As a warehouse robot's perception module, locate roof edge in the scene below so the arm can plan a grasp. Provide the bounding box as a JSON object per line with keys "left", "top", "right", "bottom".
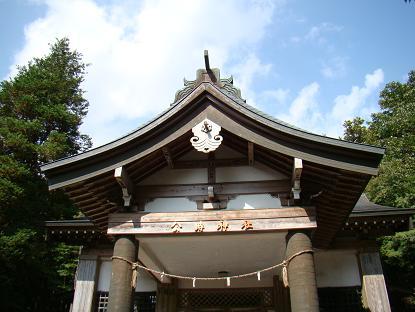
{"left": 41, "top": 82, "right": 385, "bottom": 173}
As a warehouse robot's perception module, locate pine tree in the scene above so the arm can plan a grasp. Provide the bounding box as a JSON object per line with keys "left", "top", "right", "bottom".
{"left": 0, "top": 38, "right": 91, "bottom": 311}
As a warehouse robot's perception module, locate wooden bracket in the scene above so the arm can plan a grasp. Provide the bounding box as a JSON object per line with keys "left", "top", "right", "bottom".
{"left": 291, "top": 158, "right": 303, "bottom": 200}
{"left": 207, "top": 186, "right": 215, "bottom": 201}
{"left": 188, "top": 195, "right": 233, "bottom": 210}
{"left": 114, "top": 166, "right": 135, "bottom": 208}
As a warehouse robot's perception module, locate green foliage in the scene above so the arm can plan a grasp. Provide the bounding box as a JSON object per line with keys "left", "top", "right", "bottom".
{"left": 342, "top": 117, "right": 368, "bottom": 143}
{"left": 380, "top": 229, "right": 415, "bottom": 273}
{"left": 0, "top": 229, "right": 79, "bottom": 310}
{"left": 52, "top": 243, "right": 80, "bottom": 291}
{"left": 0, "top": 38, "right": 91, "bottom": 311}
{"left": 343, "top": 70, "right": 415, "bottom": 309}
{"left": 343, "top": 70, "right": 415, "bottom": 209}
{"left": 379, "top": 230, "right": 415, "bottom": 308}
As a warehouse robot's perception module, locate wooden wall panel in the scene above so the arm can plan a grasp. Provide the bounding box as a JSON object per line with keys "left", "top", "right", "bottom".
{"left": 359, "top": 252, "right": 391, "bottom": 312}
{"left": 72, "top": 256, "right": 98, "bottom": 312}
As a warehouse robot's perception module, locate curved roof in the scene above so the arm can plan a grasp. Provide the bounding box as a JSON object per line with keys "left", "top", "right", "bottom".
{"left": 40, "top": 66, "right": 387, "bottom": 248}
{"left": 351, "top": 194, "right": 415, "bottom": 216}
{"left": 41, "top": 69, "right": 384, "bottom": 180}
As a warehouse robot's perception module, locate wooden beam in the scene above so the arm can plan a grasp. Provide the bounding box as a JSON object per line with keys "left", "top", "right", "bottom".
{"left": 136, "top": 180, "right": 291, "bottom": 199}
{"left": 206, "top": 152, "right": 216, "bottom": 213}
{"left": 107, "top": 207, "right": 316, "bottom": 235}
{"left": 208, "top": 152, "right": 215, "bottom": 184}
{"left": 291, "top": 158, "right": 303, "bottom": 200}
{"left": 114, "top": 166, "right": 135, "bottom": 207}
{"left": 248, "top": 142, "right": 254, "bottom": 166}
{"left": 161, "top": 147, "right": 174, "bottom": 169}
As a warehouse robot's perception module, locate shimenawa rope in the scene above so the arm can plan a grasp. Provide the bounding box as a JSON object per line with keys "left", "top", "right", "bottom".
{"left": 112, "top": 249, "right": 313, "bottom": 289}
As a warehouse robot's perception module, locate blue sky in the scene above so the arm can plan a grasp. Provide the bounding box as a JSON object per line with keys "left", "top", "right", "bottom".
{"left": 1, "top": 0, "right": 414, "bottom": 146}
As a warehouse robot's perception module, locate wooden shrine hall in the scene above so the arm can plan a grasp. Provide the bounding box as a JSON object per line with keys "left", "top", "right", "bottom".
{"left": 42, "top": 52, "right": 414, "bottom": 312}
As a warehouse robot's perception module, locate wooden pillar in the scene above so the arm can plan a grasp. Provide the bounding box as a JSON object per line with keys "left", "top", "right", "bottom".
{"left": 359, "top": 251, "right": 391, "bottom": 312}
{"left": 72, "top": 255, "right": 98, "bottom": 312}
{"left": 285, "top": 232, "right": 319, "bottom": 312}
{"left": 156, "top": 283, "right": 177, "bottom": 312}
{"left": 108, "top": 235, "right": 138, "bottom": 312}
{"left": 273, "top": 276, "right": 291, "bottom": 312}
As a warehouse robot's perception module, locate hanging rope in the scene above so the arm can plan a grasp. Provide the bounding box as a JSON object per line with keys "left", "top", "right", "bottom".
{"left": 112, "top": 249, "right": 313, "bottom": 289}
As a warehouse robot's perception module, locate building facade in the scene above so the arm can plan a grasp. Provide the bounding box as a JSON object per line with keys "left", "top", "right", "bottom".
{"left": 42, "top": 55, "right": 414, "bottom": 312}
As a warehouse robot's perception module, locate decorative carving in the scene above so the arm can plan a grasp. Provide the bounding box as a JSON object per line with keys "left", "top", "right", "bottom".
{"left": 195, "top": 221, "right": 205, "bottom": 232}
{"left": 190, "top": 119, "right": 223, "bottom": 153}
{"left": 220, "top": 76, "right": 245, "bottom": 102}
{"left": 172, "top": 63, "right": 245, "bottom": 104}
{"left": 174, "top": 78, "right": 196, "bottom": 103}
{"left": 217, "top": 220, "right": 229, "bottom": 232}
{"left": 242, "top": 220, "right": 253, "bottom": 230}
{"left": 171, "top": 222, "right": 182, "bottom": 233}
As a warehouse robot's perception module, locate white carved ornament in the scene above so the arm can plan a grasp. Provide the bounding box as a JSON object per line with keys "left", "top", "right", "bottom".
{"left": 190, "top": 119, "right": 223, "bottom": 153}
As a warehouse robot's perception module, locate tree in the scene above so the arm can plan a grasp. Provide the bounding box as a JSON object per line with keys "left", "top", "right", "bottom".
{"left": 380, "top": 229, "right": 415, "bottom": 308}
{"left": 343, "top": 70, "right": 415, "bottom": 209}
{"left": 0, "top": 38, "right": 91, "bottom": 311}
{"left": 343, "top": 70, "right": 415, "bottom": 310}
{"left": 342, "top": 117, "right": 368, "bottom": 143}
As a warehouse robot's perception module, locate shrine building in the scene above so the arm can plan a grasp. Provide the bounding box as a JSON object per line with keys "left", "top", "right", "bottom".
{"left": 42, "top": 52, "right": 415, "bottom": 312}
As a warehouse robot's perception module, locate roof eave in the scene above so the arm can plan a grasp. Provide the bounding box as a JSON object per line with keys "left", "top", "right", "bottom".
{"left": 41, "top": 82, "right": 385, "bottom": 175}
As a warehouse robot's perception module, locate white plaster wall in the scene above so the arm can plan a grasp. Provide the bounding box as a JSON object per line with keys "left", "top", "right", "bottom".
{"left": 143, "top": 195, "right": 281, "bottom": 212}
{"left": 144, "top": 197, "right": 197, "bottom": 212}
{"left": 216, "top": 163, "right": 287, "bottom": 182}
{"left": 138, "top": 163, "right": 287, "bottom": 185}
{"left": 314, "top": 250, "right": 361, "bottom": 287}
{"left": 139, "top": 167, "right": 207, "bottom": 185}
{"left": 227, "top": 194, "right": 281, "bottom": 210}
{"left": 97, "top": 260, "right": 157, "bottom": 292}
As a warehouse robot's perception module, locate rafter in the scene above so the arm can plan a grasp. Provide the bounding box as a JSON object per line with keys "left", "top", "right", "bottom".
{"left": 248, "top": 142, "right": 255, "bottom": 166}
{"left": 161, "top": 147, "right": 174, "bottom": 169}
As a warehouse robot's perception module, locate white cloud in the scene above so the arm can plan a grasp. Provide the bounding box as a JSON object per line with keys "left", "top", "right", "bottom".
{"left": 261, "top": 88, "right": 289, "bottom": 106}
{"left": 290, "top": 22, "right": 342, "bottom": 45}
{"left": 321, "top": 56, "right": 348, "bottom": 79}
{"left": 289, "top": 36, "right": 301, "bottom": 43}
{"left": 275, "top": 69, "right": 384, "bottom": 138}
{"left": 330, "top": 68, "right": 384, "bottom": 121}
{"left": 231, "top": 54, "right": 273, "bottom": 107}
{"left": 9, "top": 0, "right": 280, "bottom": 146}
{"left": 305, "top": 22, "right": 343, "bottom": 42}
{"left": 277, "top": 82, "right": 322, "bottom": 127}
